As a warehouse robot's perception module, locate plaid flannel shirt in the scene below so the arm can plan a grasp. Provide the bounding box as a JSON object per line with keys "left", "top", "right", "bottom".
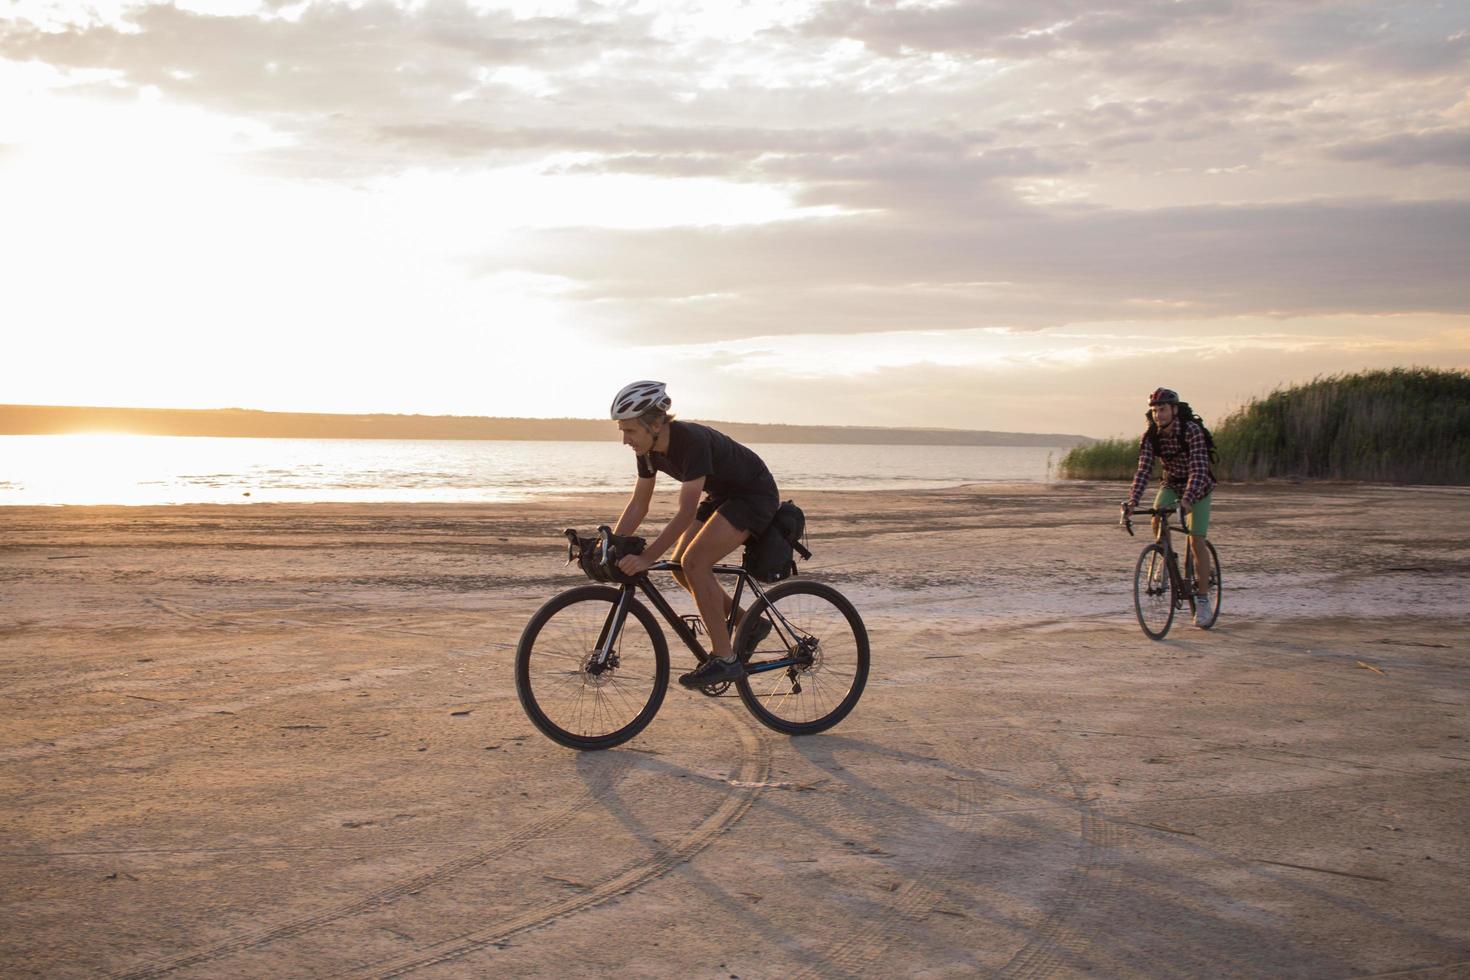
{"left": 1127, "top": 420, "right": 1216, "bottom": 507}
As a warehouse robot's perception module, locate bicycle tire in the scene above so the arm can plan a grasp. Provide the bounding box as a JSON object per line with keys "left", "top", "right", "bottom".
{"left": 1185, "top": 540, "right": 1222, "bottom": 629}
{"left": 515, "top": 585, "right": 669, "bottom": 750}
{"left": 733, "top": 580, "right": 869, "bottom": 735}
{"left": 1133, "top": 543, "right": 1175, "bottom": 640}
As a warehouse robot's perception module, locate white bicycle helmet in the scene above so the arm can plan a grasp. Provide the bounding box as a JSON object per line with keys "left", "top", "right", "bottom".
{"left": 610, "top": 380, "right": 671, "bottom": 420}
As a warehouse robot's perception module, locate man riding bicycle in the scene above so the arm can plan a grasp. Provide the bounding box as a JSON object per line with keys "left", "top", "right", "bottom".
{"left": 608, "top": 381, "right": 780, "bottom": 688}
{"left": 1122, "top": 387, "right": 1217, "bottom": 627}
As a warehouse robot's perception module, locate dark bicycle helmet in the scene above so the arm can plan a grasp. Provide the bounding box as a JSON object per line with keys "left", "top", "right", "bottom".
{"left": 1148, "top": 387, "right": 1180, "bottom": 406}
{"left": 610, "top": 380, "right": 671, "bottom": 420}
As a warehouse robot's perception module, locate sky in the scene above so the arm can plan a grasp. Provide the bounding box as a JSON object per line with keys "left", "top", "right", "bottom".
{"left": 2, "top": 0, "right": 1468, "bottom": 438}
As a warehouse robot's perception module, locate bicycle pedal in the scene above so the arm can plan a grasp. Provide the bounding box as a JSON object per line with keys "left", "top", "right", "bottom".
{"left": 680, "top": 614, "right": 706, "bottom": 636}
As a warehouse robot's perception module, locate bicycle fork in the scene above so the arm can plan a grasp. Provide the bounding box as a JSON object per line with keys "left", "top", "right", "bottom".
{"left": 1143, "top": 548, "right": 1170, "bottom": 594}
{"left": 587, "top": 586, "right": 635, "bottom": 674}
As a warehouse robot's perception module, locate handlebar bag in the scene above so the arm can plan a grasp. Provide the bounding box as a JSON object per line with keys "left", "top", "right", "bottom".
{"left": 577, "top": 533, "right": 645, "bottom": 583}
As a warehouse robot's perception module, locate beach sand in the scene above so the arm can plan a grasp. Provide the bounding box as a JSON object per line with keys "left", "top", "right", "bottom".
{"left": 2, "top": 482, "right": 1468, "bottom": 978}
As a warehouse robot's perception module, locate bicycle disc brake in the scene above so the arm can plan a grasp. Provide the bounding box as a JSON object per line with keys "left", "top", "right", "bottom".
{"left": 583, "top": 649, "right": 619, "bottom": 677}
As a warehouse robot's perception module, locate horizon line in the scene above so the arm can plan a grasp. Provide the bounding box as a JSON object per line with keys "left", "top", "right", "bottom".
{"left": 0, "top": 402, "right": 1092, "bottom": 441}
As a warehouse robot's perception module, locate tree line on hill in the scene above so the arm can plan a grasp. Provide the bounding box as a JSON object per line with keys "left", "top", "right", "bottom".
{"left": 0, "top": 404, "right": 1089, "bottom": 448}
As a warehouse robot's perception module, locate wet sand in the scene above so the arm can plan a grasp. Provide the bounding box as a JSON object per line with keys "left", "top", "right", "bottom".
{"left": 2, "top": 482, "right": 1469, "bottom": 978}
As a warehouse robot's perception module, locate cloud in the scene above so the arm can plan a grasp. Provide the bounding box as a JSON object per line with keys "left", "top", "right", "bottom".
{"left": 1092, "top": 53, "right": 1303, "bottom": 94}
{"left": 792, "top": 0, "right": 1469, "bottom": 80}
{"left": 789, "top": 0, "right": 1237, "bottom": 58}
{"left": 500, "top": 197, "right": 1470, "bottom": 342}
{"left": 1328, "top": 128, "right": 1470, "bottom": 168}
{"left": 4, "top": 0, "right": 1464, "bottom": 193}
{"left": 373, "top": 122, "right": 995, "bottom": 168}
{"left": 659, "top": 322, "right": 1470, "bottom": 436}
{"left": 4, "top": 0, "right": 1469, "bottom": 429}
{"left": 0, "top": 1, "right": 660, "bottom": 174}
{"left": 1270, "top": 3, "right": 1470, "bottom": 77}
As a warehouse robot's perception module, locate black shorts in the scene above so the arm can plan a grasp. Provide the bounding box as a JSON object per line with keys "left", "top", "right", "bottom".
{"left": 695, "top": 475, "right": 779, "bottom": 535}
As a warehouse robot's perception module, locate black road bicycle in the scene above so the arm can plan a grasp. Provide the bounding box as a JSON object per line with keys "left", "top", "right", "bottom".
{"left": 1121, "top": 506, "right": 1222, "bottom": 640}
{"left": 514, "top": 526, "right": 870, "bottom": 750}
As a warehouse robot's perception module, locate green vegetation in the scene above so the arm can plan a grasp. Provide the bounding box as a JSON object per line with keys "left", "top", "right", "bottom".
{"left": 1215, "top": 367, "right": 1470, "bottom": 482}
{"left": 1055, "top": 436, "right": 1149, "bottom": 481}
{"left": 1060, "top": 368, "right": 1470, "bottom": 484}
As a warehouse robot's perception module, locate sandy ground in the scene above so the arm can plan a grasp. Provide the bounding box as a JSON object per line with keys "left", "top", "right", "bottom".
{"left": 2, "top": 482, "right": 1469, "bottom": 979}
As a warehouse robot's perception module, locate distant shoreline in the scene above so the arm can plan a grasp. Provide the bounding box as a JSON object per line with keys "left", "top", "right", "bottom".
{"left": 0, "top": 404, "right": 1091, "bottom": 448}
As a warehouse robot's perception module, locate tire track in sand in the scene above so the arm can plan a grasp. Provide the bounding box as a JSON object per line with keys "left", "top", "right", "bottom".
{"left": 788, "top": 723, "right": 1122, "bottom": 979}
{"left": 108, "top": 751, "right": 641, "bottom": 980}
{"left": 996, "top": 720, "right": 1126, "bottom": 980}
{"left": 784, "top": 770, "right": 981, "bottom": 980}
{"left": 338, "top": 707, "right": 772, "bottom": 979}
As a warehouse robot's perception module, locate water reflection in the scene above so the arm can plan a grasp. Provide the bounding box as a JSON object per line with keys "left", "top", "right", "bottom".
{"left": 0, "top": 433, "right": 1062, "bottom": 506}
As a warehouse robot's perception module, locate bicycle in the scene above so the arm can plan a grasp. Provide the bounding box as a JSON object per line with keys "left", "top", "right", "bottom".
{"left": 1120, "top": 506, "right": 1222, "bottom": 640}
{"left": 514, "top": 525, "right": 870, "bottom": 750}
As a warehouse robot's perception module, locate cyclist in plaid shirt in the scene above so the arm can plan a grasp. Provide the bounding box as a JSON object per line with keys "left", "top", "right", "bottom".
{"left": 1122, "top": 387, "right": 1217, "bottom": 626}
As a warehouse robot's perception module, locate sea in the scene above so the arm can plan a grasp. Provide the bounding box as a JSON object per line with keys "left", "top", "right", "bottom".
{"left": 0, "top": 434, "right": 1067, "bottom": 506}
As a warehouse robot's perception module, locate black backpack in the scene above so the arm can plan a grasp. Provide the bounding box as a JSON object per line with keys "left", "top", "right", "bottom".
{"left": 1147, "top": 402, "right": 1218, "bottom": 467}
{"left": 742, "top": 500, "right": 811, "bottom": 583}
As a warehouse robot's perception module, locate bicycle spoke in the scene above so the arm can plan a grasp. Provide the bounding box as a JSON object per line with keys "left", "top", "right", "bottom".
{"left": 516, "top": 588, "right": 667, "bottom": 748}
{"left": 736, "top": 581, "right": 869, "bottom": 735}
{"left": 1133, "top": 544, "right": 1175, "bottom": 640}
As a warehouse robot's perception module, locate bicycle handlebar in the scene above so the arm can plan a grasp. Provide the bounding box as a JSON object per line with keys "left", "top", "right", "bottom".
{"left": 565, "top": 526, "right": 648, "bottom": 582}
{"left": 1119, "top": 505, "right": 1184, "bottom": 537}
{"left": 563, "top": 526, "right": 599, "bottom": 568}
{"left": 564, "top": 524, "right": 614, "bottom": 563}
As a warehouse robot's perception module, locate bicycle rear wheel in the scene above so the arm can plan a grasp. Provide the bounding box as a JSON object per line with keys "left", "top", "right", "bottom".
{"left": 734, "top": 580, "right": 869, "bottom": 735}
{"left": 515, "top": 585, "right": 669, "bottom": 750}
{"left": 1185, "top": 540, "right": 1222, "bottom": 629}
{"left": 1133, "top": 544, "right": 1175, "bottom": 640}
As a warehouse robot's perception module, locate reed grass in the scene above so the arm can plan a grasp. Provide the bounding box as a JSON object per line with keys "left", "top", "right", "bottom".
{"left": 1060, "top": 368, "right": 1470, "bottom": 484}
{"left": 1056, "top": 437, "right": 1151, "bottom": 481}
{"left": 1215, "top": 367, "right": 1470, "bottom": 483}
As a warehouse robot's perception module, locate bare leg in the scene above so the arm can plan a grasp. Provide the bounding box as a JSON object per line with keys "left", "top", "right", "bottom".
{"left": 680, "top": 513, "right": 751, "bottom": 660}
{"left": 1190, "top": 534, "right": 1213, "bottom": 594}
{"left": 670, "top": 521, "right": 734, "bottom": 624}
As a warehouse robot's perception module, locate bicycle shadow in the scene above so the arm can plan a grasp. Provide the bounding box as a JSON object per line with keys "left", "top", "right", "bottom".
{"left": 782, "top": 732, "right": 1469, "bottom": 976}
{"left": 559, "top": 718, "right": 1467, "bottom": 978}
{"left": 568, "top": 739, "right": 854, "bottom": 975}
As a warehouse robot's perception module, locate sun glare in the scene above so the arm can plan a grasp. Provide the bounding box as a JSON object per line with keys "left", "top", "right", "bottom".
{"left": 373, "top": 162, "right": 849, "bottom": 232}
{"left": 7, "top": 433, "right": 189, "bottom": 506}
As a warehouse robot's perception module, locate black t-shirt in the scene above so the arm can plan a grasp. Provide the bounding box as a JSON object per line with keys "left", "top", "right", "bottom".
{"left": 636, "top": 421, "right": 773, "bottom": 498}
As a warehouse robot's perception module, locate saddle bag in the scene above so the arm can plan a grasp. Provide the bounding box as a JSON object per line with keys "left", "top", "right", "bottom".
{"left": 742, "top": 500, "right": 811, "bottom": 584}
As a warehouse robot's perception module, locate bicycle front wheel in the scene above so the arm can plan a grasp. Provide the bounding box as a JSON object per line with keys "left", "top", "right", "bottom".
{"left": 515, "top": 585, "right": 669, "bottom": 750}
{"left": 1186, "top": 540, "right": 1222, "bottom": 629}
{"left": 734, "top": 580, "right": 869, "bottom": 735}
{"left": 1133, "top": 544, "right": 1176, "bottom": 640}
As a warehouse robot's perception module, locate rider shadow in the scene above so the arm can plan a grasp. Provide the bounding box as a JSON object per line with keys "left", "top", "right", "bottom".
{"left": 568, "top": 746, "right": 843, "bottom": 974}
{"left": 787, "top": 734, "right": 1132, "bottom": 973}
{"left": 569, "top": 740, "right": 1097, "bottom": 975}
{"left": 782, "top": 733, "right": 1457, "bottom": 977}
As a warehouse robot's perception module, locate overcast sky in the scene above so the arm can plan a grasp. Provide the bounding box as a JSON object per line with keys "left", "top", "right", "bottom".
{"left": 3, "top": 0, "right": 1467, "bottom": 437}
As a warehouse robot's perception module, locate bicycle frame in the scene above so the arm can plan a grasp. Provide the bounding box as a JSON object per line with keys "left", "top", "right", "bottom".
{"left": 583, "top": 550, "right": 813, "bottom": 679}
{"left": 522, "top": 528, "right": 869, "bottom": 749}
{"left": 1123, "top": 507, "right": 1197, "bottom": 599}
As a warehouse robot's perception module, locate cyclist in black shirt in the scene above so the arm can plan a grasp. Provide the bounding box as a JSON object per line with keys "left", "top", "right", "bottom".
{"left": 608, "top": 381, "right": 780, "bottom": 688}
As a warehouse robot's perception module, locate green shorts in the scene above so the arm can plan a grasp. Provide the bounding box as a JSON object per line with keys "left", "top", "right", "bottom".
{"left": 1153, "top": 487, "right": 1212, "bottom": 537}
